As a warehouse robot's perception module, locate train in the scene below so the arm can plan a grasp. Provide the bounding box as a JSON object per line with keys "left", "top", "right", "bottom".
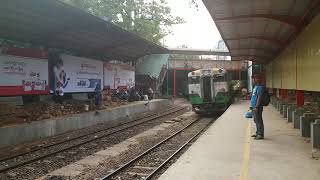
{"left": 188, "top": 68, "right": 234, "bottom": 114}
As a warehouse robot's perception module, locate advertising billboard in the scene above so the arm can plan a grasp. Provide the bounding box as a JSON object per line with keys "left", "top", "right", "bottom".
{"left": 50, "top": 54, "right": 103, "bottom": 93}
{"left": 104, "top": 63, "right": 135, "bottom": 89}
{"left": 0, "top": 55, "right": 49, "bottom": 96}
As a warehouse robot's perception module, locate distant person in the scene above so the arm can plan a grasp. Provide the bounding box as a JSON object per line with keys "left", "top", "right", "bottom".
{"left": 147, "top": 88, "right": 154, "bottom": 100}
{"left": 128, "top": 86, "right": 135, "bottom": 102}
{"left": 52, "top": 86, "right": 64, "bottom": 104}
{"left": 250, "top": 74, "right": 265, "bottom": 140}
{"left": 115, "top": 87, "right": 123, "bottom": 100}
{"left": 94, "top": 83, "right": 102, "bottom": 108}
{"left": 135, "top": 89, "right": 141, "bottom": 101}
{"left": 241, "top": 88, "right": 248, "bottom": 100}
{"left": 138, "top": 89, "right": 144, "bottom": 101}
{"left": 103, "top": 87, "right": 112, "bottom": 102}
{"left": 128, "top": 86, "right": 140, "bottom": 102}
{"left": 123, "top": 89, "right": 129, "bottom": 101}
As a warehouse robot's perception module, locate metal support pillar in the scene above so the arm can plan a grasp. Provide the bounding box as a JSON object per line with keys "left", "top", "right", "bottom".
{"left": 173, "top": 69, "right": 176, "bottom": 97}
{"left": 283, "top": 104, "right": 288, "bottom": 118}
{"left": 287, "top": 105, "right": 296, "bottom": 123}
{"left": 280, "top": 102, "right": 284, "bottom": 115}
{"left": 311, "top": 120, "right": 320, "bottom": 149}
{"left": 166, "top": 62, "right": 169, "bottom": 96}
{"left": 300, "top": 113, "right": 317, "bottom": 137}
{"left": 293, "top": 108, "right": 305, "bottom": 129}
{"left": 277, "top": 100, "right": 281, "bottom": 111}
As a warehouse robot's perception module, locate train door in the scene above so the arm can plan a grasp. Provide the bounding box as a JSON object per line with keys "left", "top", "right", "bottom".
{"left": 211, "top": 77, "right": 216, "bottom": 102}
{"left": 201, "top": 76, "right": 212, "bottom": 102}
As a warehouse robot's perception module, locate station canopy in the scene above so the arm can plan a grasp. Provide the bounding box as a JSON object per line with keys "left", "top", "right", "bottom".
{"left": 203, "top": 0, "right": 320, "bottom": 63}
{"left": 0, "top": 0, "right": 169, "bottom": 61}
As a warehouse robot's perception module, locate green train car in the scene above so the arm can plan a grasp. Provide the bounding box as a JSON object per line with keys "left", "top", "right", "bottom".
{"left": 188, "top": 68, "right": 233, "bottom": 114}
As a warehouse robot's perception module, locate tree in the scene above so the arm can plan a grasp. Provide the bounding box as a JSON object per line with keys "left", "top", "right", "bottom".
{"left": 61, "top": 0, "right": 184, "bottom": 44}
{"left": 189, "top": 0, "right": 199, "bottom": 11}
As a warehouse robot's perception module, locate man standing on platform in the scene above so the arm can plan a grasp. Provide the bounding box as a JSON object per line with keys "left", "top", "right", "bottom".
{"left": 250, "top": 74, "right": 264, "bottom": 140}
{"left": 94, "top": 83, "right": 102, "bottom": 108}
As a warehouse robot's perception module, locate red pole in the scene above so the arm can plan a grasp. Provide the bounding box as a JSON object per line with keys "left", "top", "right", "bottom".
{"left": 280, "top": 89, "right": 287, "bottom": 100}
{"left": 296, "top": 90, "right": 304, "bottom": 107}
{"left": 173, "top": 69, "right": 176, "bottom": 97}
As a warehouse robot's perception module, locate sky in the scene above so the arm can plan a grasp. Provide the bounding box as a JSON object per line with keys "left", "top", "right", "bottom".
{"left": 163, "top": 0, "right": 222, "bottom": 50}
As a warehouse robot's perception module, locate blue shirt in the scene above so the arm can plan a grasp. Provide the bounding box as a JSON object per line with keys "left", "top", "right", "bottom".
{"left": 250, "top": 85, "right": 264, "bottom": 108}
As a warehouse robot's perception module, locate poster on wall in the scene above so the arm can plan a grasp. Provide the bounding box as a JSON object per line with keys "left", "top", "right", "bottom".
{"left": 50, "top": 54, "right": 103, "bottom": 93}
{"left": 104, "top": 63, "right": 135, "bottom": 90}
{"left": 0, "top": 55, "right": 49, "bottom": 96}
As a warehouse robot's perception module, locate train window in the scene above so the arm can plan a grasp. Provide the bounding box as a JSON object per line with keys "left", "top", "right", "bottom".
{"left": 188, "top": 76, "right": 200, "bottom": 84}
{"left": 214, "top": 75, "right": 225, "bottom": 82}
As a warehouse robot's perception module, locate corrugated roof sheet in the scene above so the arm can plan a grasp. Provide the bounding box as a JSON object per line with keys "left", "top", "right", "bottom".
{"left": 202, "top": 0, "right": 320, "bottom": 63}
{"left": 136, "top": 54, "right": 170, "bottom": 78}
{"left": 0, "top": 0, "right": 169, "bottom": 61}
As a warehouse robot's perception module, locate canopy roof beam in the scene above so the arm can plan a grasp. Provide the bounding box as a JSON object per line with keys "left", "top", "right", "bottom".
{"left": 215, "top": 14, "right": 300, "bottom": 32}
{"left": 225, "top": 36, "right": 286, "bottom": 47}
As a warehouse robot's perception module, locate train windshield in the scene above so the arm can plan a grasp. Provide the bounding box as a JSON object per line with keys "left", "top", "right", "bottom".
{"left": 214, "top": 75, "right": 226, "bottom": 82}
{"left": 188, "top": 76, "right": 200, "bottom": 84}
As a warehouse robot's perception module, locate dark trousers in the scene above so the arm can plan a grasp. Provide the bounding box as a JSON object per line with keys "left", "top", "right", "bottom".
{"left": 52, "top": 95, "right": 64, "bottom": 104}
{"left": 95, "top": 95, "right": 101, "bottom": 107}
{"left": 253, "top": 106, "right": 264, "bottom": 136}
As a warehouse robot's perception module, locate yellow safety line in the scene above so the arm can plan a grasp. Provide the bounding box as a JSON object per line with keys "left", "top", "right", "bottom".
{"left": 239, "top": 121, "right": 251, "bottom": 180}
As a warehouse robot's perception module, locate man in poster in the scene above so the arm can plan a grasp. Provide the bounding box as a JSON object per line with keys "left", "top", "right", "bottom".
{"left": 52, "top": 56, "right": 69, "bottom": 93}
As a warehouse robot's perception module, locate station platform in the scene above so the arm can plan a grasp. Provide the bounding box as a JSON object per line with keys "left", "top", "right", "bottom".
{"left": 0, "top": 99, "right": 172, "bottom": 148}
{"left": 158, "top": 100, "right": 320, "bottom": 180}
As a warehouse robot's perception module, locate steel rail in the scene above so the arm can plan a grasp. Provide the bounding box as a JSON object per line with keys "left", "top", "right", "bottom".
{"left": 100, "top": 116, "right": 211, "bottom": 180}
{"left": 0, "top": 107, "right": 186, "bottom": 173}
{"left": 145, "top": 118, "right": 214, "bottom": 179}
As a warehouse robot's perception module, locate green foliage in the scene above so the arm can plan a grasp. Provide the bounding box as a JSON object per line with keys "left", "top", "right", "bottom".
{"left": 61, "top": 0, "right": 184, "bottom": 44}
{"left": 189, "top": 0, "right": 199, "bottom": 11}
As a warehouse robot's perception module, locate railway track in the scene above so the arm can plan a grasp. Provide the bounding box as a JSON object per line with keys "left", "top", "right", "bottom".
{"left": 0, "top": 106, "right": 186, "bottom": 176}
{"left": 100, "top": 116, "right": 214, "bottom": 180}
{"left": 0, "top": 106, "right": 180, "bottom": 162}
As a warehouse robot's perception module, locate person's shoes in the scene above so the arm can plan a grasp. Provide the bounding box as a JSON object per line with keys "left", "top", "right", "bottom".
{"left": 251, "top": 134, "right": 257, "bottom": 137}
{"left": 254, "top": 135, "right": 264, "bottom": 140}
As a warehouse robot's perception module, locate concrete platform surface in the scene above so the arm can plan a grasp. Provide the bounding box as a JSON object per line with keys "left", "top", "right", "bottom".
{"left": 158, "top": 101, "right": 320, "bottom": 180}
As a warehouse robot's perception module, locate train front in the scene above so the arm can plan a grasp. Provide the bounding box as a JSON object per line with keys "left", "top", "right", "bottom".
{"left": 188, "top": 68, "right": 232, "bottom": 114}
